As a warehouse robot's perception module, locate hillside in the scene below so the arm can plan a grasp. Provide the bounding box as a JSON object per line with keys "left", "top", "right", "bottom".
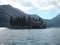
{"left": 0, "top": 5, "right": 42, "bottom": 27}
{"left": 0, "top": 5, "right": 27, "bottom": 26}
{"left": 51, "top": 14, "right": 60, "bottom": 27}
{"left": 44, "top": 14, "right": 60, "bottom": 27}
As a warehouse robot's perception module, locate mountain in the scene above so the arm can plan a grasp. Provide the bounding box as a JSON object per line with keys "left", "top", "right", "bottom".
{"left": 29, "top": 14, "right": 41, "bottom": 20}
{"left": 51, "top": 14, "right": 60, "bottom": 27}
{"left": 0, "top": 5, "right": 28, "bottom": 26}
{"left": 0, "top": 5, "right": 41, "bottom": 27}
{"left": 43, "top": 19, "right": 52, "bottom": 27}
{"left": 44, "top": 14, "right": 60, "bottom": 27}
{"left": 0, "top": 5, "right": 60, "bottom": 27}
{"left": 0, "top": 5, "right": 27, "bottom": 16}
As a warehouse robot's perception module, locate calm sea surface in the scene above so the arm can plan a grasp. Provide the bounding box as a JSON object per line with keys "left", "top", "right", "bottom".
{"left": 0, "top": 27, "right": 60, "bottom": 45}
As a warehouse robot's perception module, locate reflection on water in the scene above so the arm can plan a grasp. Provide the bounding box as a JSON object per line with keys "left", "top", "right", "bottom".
{"left": 0, "top": 27, "right": 60, "bottom": 45}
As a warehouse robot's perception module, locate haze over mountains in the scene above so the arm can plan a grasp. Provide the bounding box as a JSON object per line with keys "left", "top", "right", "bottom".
{"left": 0, "top": 5, "right": 60, "bottom": 27}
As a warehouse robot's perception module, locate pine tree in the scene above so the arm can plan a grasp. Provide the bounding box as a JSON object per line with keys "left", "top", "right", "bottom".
{"left": 20, "top": 16, "right": 23, "bottom": 26}
{"left": 16, "top": 16, "right": 20, "bottom": 26}
{"left": 33, "top": 17, "right": 34, "bottom": 21}
{"left": 39, "top": 17, "right": 41, "bottom": 21}
{"left": 23, "top": 16, "right": 26, "bottom": 26}
{"left": 39, "top": 17, "right": 43, "bottom": 24}
{"left": 28, "top": 15, "right": 31, "bottom": 26}
{"left": 10, "top": 16, "right": 13, "bottom": 25}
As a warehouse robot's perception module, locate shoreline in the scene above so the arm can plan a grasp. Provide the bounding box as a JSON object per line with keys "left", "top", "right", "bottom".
{"left": 8, "top": 26, "right": 46, "bottom": 29}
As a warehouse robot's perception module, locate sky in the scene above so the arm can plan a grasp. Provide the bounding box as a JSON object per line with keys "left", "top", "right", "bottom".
{"left": 0, "top": 0, "right": 60, "bottom": 19}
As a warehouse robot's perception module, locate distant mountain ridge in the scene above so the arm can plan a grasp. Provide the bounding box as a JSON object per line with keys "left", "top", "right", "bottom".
{"left": 44, "top": 14, "right": 60, "bottom": 27}
{"left": 29, "top": 14, "right": 41, "bottom": 20}
{"left": 51, "top": 14, "right": 60, "bottom": 27}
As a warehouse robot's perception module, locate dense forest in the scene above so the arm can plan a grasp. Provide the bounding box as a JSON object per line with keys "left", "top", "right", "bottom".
{"left": 10, "top": 16, "right": 46, "bottom": 29}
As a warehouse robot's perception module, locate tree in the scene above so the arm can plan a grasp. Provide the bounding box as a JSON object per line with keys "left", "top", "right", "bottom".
{"left": 28, "top": 15, "right": 31, "bottom": 26}
{"left": 22, "top": 16, "right": 26, "bottom": 26}
{"left": 39, "top": 17, "right": 41, "bottom": 21}
{"left": 16, "top": 16, "right": 21, "bottom": 26}
{"left": 20, "top": 16, "right": 23, "bottom": 26}
{"left": 10, "top": 16, "right": 13, "bottom": 25}
{"left": 33, "top": 17, "right": 34, "bottom": 21}
{"left": 12, "top": 16, "right": 20, "bottom": 26}
{"left": 39, "top": 17, "right": 43, "bottom": 24}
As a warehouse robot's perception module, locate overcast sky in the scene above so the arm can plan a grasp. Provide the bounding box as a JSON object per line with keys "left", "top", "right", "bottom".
{"left": 0, "top": 0, "right": 60, "bottom": 19}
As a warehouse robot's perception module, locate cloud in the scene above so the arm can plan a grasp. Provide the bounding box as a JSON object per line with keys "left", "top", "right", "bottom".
{"left": 8, "top": 0, "right": 32, "bottom": 11}
{"left": 56, "top": 10, "right": 60, "bottom": 13}
{"left": 0, "top": 0, "right": 32, "bottom": 11}
{"left": 10, "top": 0, "right": 60, "bottom": 11}
{"left": 0, "top": 0, "right": 8, "bottom": 5}
{"left": 29, "top": 0, "right": 60, "bottom": 10}
{"left": 0, "top": 0, "right": 60, "bottom": 11}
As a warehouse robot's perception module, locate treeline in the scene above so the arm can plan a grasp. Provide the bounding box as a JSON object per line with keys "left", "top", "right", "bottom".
{"left": 10, "top": 16, "right": 32, "bottom": 26}
{"left": 10, "top": 15, "right": 46, "bottom": 28}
